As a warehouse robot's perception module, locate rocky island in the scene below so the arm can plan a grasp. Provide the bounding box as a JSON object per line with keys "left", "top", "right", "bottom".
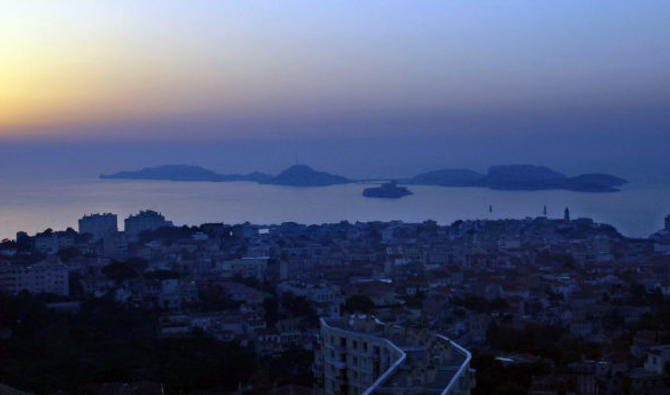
{"left": 404, "top": 168, "right": 484, "bottom": 187}
{"left": 101, "top": 164, "right": 627, "bottom": 192}
{"left": 362, "top": 181, "right": 413, "bottom": 199}
{"left": 406, "top": 165, "right": 627, "bottom": 192}
{"left": 260, "top": 164, "right": 350, "bottom": 187}
{"left": 100, "top": 165, "right": 273, "bottom": 183}
{"left": 100, "top": 164, "right": 350, "bottom": 187}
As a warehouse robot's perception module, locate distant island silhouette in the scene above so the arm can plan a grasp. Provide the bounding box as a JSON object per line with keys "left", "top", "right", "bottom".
{"left": 404, "top": 165, "right": 628, "bottom": 192}
{"left": 260, "top": 164, "right": 350, "bottom": 186}
{"left": 363, "top": 181, "right": 413, "bottom": 199}
{"left": 100, "top": 164, "right": 628, "bottom": 192}
{"left": 100, "top": 164, "right": 272, "bottom": 183}
{"left": 100, "top": 164, "right": 349, "bottom": 187}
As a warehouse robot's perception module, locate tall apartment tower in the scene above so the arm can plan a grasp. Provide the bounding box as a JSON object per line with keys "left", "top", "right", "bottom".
{"left": 78, "top": 213, "right": 118, "bottom": 241}
{"left": 124, "top": 210, "right": 173, "bottom": 237}
{"left": 314, "top": 315, "right": 474, "bottom": 395}
{"left": 665, "top": 214, "right": 670, "bottom": 231}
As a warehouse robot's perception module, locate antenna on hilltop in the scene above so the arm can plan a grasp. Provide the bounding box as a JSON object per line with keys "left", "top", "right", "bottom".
{"left": 294, "top": 152, "right": 300, "bottom": 165}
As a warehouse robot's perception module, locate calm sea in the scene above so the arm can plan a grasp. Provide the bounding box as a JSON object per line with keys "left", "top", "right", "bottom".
{"left": 1, "top": 177, "right": 669, "bottom": 239}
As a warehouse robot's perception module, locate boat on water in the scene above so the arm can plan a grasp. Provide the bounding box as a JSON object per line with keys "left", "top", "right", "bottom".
{"left": 362, "top": 181, "right": 413, "bottom": 199}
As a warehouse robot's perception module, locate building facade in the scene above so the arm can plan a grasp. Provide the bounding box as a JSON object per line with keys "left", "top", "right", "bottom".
{"left": 79, "top": 213, "right": 118, "bottom": 241}
{"left": 102, "top": 232, "right": 128, "bottom": 260}
{"left": 124, "top": 210, "right": 173, "bottom": 238}
{"left": 278, "top": 281, "right": 344, "bottom": 316}
{"left": 33, "top": 230, "right": 76, "bottom": 255}
{"left": 315, "top": 315, "right": 475, "bottom": 395}
{"left": 0, "top": 262, "right": 69, "bottom": 296}
{"left": 215, "top": 257, "right": 269, "bottom": 282}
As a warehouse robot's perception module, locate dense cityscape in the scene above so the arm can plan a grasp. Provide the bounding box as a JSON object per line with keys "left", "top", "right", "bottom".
{"left": 1, "top": 210, "right": 670, "bottom": 394}
{"left": 3, "top": 1, "right": 669, "bottom": 394}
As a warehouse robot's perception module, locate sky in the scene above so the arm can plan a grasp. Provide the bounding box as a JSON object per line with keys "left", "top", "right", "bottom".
{"left": 1, "top": 1, "right": 669, "bottom": 177}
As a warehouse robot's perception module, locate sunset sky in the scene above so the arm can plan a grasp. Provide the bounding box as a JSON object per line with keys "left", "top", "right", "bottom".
{"left": 2, "top": 0, "right": 669, "bottom": 141}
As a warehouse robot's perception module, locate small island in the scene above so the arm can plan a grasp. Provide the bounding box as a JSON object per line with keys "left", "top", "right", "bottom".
{"left": 363, "top": 181, "right": 413, "bottom": 199}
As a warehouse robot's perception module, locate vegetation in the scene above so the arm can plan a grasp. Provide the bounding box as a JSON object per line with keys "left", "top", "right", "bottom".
{"left": 487, "top": 322, "right": 601, "bottom": 365}
{"left": 0, "top": 292, "right": 303, "bottom": 394}
{"left": 472, "top": 353, "right": 551, "bottom": 395}
{"left": 343, "top": 295, "right": 375, "bottom": 314}
{"left": 454, "top": 294, "right": 509, "bottom": 313}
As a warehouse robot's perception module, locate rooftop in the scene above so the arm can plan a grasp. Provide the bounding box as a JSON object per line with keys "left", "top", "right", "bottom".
{"left": 81, "top": 213, "right": 117, "bottom": 218}
{"left": 323, "top": 315, "right": 470, "bottom": 394}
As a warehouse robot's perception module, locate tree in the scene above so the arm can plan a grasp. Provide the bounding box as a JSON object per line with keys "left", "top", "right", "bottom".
{"left": 490, "top": 298, "right": 509, "bottom": 311}
{"left": 101, "top": 262, "right": 138, "bottom": 282}
{"left": 281, "top": 292, "right": 317, "bottom": 321}
{"left": 0, "top": 293, "right": 258, "bottom": 394}
{"left": 343, "top": 295, "right": 375, "bottom": 314}
{"left": 0, "top": 238, "right": 16, "bottom": 250}
{"left": 198, "top": 286, "right": 240, "bottom": 311}
{"left": 144, "top": 269, "right": 181, "bottom": 280}
{"left": 262, "top": 297, "right": 283, "bottom": 326}
{"left": 58, "top": 247, "right": 81, "bottom": 262}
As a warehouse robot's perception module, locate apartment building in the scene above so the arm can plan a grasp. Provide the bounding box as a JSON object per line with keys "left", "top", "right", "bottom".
{"left": 0, "top": 262, "right": 69, "bottom": 296}
{"left": 315, "top": 315, "right": 474, "bottom": 395}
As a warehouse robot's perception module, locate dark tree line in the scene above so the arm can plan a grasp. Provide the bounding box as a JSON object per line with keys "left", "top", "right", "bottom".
{"left": 0, "top": 292, "right": 293, "bottom": 394}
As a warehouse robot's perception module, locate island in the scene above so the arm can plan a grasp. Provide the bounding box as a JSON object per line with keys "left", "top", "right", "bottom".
{"left": 363, "top": 181, "right": 413, "bottom": 199}
{"left": 406, "top": 165, "right": 627, "bottom": 192}
{"left": 100, "top": 164, "right": 350, "bottom": 187}
{"left": 261, "top": 164, "right": 350, "bottom": 187}
{"left": 100, "top": 165, "right": 272, "bottom": 183}
{"left": 101, "top": 164, "right": 628, "bottom": 192}
{"left": 404, "top": 168, "right": 484, "bottom": 187}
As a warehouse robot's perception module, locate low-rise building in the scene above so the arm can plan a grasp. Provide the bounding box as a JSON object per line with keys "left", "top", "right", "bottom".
{"left": 0, "top": 262, "right": 69, "bottom": 296}
{"left": 102, "top": 232, "right": 128, "bottom": 260}
{"left": 278, "top": 280, "right": 344, "bottom": 316}
{"left": 218, "top": 257, "right": 268, "bottom": 282}
{"left": 33, "top": 230, "right": 76, "bottom": 255}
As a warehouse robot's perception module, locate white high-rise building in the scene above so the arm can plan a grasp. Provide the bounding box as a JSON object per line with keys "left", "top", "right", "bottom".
{"left": 314, "top": 315, "right": 475, "bottom": 395}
